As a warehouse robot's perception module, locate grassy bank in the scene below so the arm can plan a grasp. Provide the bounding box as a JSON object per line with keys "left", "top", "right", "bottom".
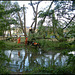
{"left": 35, "top": 39, "right": 75, "bottom": 52}
{"left": 27, "top": 65, "right": 73, "bottom": 74}
{"left": 0, "top": 39, "right": 75, "bottom": 74}
{"left": 3, "top": 37, "right": 75, "bottom": 52}
{"left": 4, "top": 41, "right": 25, "bottom": 50}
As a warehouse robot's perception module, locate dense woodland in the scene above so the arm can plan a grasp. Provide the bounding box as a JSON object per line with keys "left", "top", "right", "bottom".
{"left": 0, "top": 1, "right": 75, "bottom": 74}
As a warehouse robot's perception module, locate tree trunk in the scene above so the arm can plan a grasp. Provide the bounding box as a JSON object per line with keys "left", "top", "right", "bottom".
{"left": 17, "top": 5, "right": 27, "bottom": 39}
{"left": 52, "top": 10, "right": 55, "bottom": 35}
{"left": 17, "top": 11, "right": 26, "bottom": 38}
{"left": 9, "top": 25, "right": 12, "bottom": 37}
{"left": 23, "top": 5, "right": 27, "bottom": 38}
{"left": 10, "top": 30, "right": 11, "bottom": 37}
{"left": 34, "top": 6, "right": 38, "bottom": 31}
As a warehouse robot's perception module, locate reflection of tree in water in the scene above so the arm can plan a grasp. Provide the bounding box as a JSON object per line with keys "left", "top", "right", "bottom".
{"left": 18, "top": 50, "right": 65, "bottom": 71}
{"left": 18, "top": 49, "right": 41, "bottom": 71}
{"left": 18, "top": 50, "right": 28, "bottom": 72}
{"left": 42, "top": 52, "right": 63, "bottom": 67}
{"left": 4, "top": 49, "right": 68, "bottom": 72}
{"left": 54, "top": 53, "right": 62, "bottom": 66}
{"left": 28, "top": 52, "right": 42, "bottom": 69}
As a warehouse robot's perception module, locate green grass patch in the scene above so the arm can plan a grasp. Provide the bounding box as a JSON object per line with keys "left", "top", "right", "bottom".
{"left": 25, "top": 65, "right": 73, "bottom": 74}
{"left": 4, "top": 41, "right": 25, "bottom": 49}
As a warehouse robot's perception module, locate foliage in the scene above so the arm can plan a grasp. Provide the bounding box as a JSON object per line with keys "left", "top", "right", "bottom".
{"left": 0, "top": 2, "right": 20, "bottom": 37}
{"left": 37, "top": 1, "right": 74, "bottom": 42}
{"left": 61, "top": 50, "right": 75, "bottom": 73}
{"left": 0, "top": 40, "right": 6, "bottom": 49}
{"left": 0, "top": 41, "right": 10, "bottom": 74}
{"left": 58, "top": 37, "right": 67, "bottom": 42}
{"left": 4, "top": 41, "right": 25, "bottom": 49}
{"left": 29, "top": 65, "right": 73, "bottom": 74}
{"left": 0, "top": 3, "right": 20, "bottom": 18}
{"left": 67, "top": 54, "right": 75, "bottom": 73}
{"left": 67, "top": 22, "right": 75, "bottom": 40}
{"left": 57, "top": 42, "right": 71, "bottom": 50}
{"left": 0, "top": 1, "right": 75, "bottom": 74}
{"left": 35, "top": 39, "right": 60, "bottom": 51}
{"left": 0, "top": 31, "right": 3, "bottom": 36}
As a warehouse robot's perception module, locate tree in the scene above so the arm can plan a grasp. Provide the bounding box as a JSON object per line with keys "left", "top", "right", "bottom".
{"left": 54, "top": 1, "right": 75, "bottom": 41}
{"left": 23, "top": 4, "right": 27, "bottom": 38}
{"left": 0, "top": 1, "right": 20, "bottom": 38}
{"left": 38, "top": 1, "right": 75, "bottom": 41}
{"left": 28, "top": 0, "right": 41, "bottom": 35}
{"left": 37, "top": 1, "right": 53, "bottom": 38}
{"left": 67, "top": 21, "right": 75, "bottom": 41}
{"left": 13, "top": 2, "right": 28, "bottom": 38}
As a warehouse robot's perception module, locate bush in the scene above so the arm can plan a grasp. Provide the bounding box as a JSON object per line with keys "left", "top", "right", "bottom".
{"left": 29, "top": 66, "right": 73, "bottom": 74}
{"left": 0, "top": 49, "right": 10, "bottom": 74}
{"left": 67, "top": 54, "right": 75, "bottom": 73}
{"left": 71, "top": 44, "right": 75, "bottom": 49}
{"left": 35, "top": 39, "right": 60, "bottom": 51}
{"left": 58, "top": 42, "right": 71, "bottom": 49}
{"left": 0, "top": 40, "right": 6, "bottom": 49}
{"left": 59, "top": 37, "right": 67, "bottom": 42}
{"left": 0, "top": 41, "right": 10, "bottom": 74}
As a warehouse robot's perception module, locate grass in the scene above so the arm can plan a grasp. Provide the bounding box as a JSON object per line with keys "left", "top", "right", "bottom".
{"left": 0, "top": 38, "right": 75, "bottom": 74}
{"left": 35, "top": 39, "right": 63, "bottom": 51}
{"left": 4, "top": 41, "right": 25, "bottom": 50}
{"left": 23, "top": 65, "right": 74, "bottom": 74}
{"left": 34, "top": 39, "right": 75, "bottom": 54}
{"left": 2, "top": 37, "right": 75, "bottom": 53}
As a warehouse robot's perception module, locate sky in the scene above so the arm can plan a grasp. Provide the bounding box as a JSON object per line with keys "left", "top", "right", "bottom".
{"left": 6, "top": 1, "right": 75, "bottom": 35}
{"left": 12, "top": 1, "right": 54, "bottom": 27}
{"left": 11, "top": 1, "right": 75, "bottom": 29}
{"left": 9, "top": 1, "right": 55, "bottom": 35}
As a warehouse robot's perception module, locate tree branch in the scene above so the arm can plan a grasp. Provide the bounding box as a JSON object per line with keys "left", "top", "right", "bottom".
{"left": 30, "top": 0, "right": 36, "bottom": 13}
{"left": 34, "top": 1, "right": 41, "bottom": 31}
{"left": 63, "top": 15, "right": 75, "bottom": 29}
{"left": 42, "top": 1, "right": 54, "bottom": 25}
{"left": 31, "top": 20, "right": 35, "bottom": 28}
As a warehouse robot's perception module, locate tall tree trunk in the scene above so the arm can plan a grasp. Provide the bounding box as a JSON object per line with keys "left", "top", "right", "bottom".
{"left": 52, "top": 10, "right": 55, "bottom": 35}
{"left": 33, "top": 4, "right": 38, "bottom": 31}
{"left": 17, "top": 5, "right": 27, "bottom": 39}
{"left": 30, "top": 1, "right": 41, "bottom": 32}
{"left": 10, "top": 30, "right": 11, "bottom": 37}
{"left": 2, "top": 30, "right": 4, "bottom": 40}
{"left": 17, "top": 11, "right": 26, "bottom": 38}
{"left": 23, "top": 5, "right": 27, "bottom": 38}
{"left": 9, "top": 25, "right": 12, "bottom": 37}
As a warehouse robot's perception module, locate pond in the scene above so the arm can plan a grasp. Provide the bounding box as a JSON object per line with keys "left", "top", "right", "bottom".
{"left": 4, "top": 48, "right": 75, "bottom": 72}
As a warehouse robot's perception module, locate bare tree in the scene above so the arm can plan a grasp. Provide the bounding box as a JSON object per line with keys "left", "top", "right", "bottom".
{"left": 14, "top": 2, "right": 27, "bottom": 38}
{"left": 29, "top": 1, "right": 41, "bottom": 34}
{"left": 23, "top": 4, "right": 27, "bottom": 38}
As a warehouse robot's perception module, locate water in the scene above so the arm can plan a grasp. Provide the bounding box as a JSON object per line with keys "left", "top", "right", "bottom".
{"left": 4, "top": 49, "right": 75, "bottom": 72}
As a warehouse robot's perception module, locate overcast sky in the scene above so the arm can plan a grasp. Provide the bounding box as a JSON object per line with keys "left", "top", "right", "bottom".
{"left": 12, "top": 1, "right": 54, "bottom": 27}
{"left": 11, "top": 1, "right": 75, "bottom": 28}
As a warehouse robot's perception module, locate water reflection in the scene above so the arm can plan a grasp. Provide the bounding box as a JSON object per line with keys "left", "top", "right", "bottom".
{"left": 4, "top": 49, "right": 73, "bottom": 72}
{"left": 68, "top": 51, "right": 75, "bottom": 56}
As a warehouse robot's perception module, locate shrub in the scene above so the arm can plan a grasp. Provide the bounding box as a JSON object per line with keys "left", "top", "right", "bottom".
{"left": 0, "top": 41, "right": 10, "bottom": 74}
{"left": 59, "top": 37, "right": 67, "bottom": 42}
{"left": 29, "top": 66, "right": 73, "bottom": 74}
{"left": 58, "top": 42, "right": 71, "bottom": 49}
{"left": 0, "top": 40, "right": 6, "bottom": 49}
{"left": 67, "top": 54, "right": 75, "bottom": 73}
